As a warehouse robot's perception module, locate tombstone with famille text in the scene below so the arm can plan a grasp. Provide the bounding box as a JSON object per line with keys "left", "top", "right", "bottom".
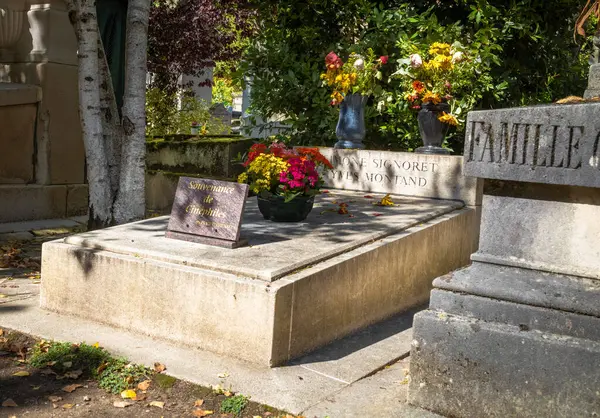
{"left": 166, "top": 177, "right": 248, "bottom": 248}
{"left": 408, "top": 102, "right": 600, "bottom": 418}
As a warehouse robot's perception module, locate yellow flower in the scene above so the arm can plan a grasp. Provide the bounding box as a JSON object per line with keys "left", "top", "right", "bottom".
{"left": 438, "top": 112, "right": 458, "bottom": 126}
{"left": 433, "top": 54, "right": 453, "bottom": 71}
{"left": 238, "top": 172, "right": 248, "bottom": 183}
{"left": 422, "top": 91, "right": 441, "bottom": 104}
{"left": 429, "top": 42, "right": 451, "bottom": 56}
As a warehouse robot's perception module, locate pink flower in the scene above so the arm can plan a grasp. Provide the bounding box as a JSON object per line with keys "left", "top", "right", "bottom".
{"left": 410, "top": 54, "right": 423, "bottom": 68}
{"left": 325, "top": 51, "right": 343, "bottom": 69}
{"left": 379, "top": 55, "right": 388, "bottom": 65}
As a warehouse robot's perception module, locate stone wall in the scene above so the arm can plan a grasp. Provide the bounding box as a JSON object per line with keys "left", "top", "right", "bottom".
{"left": 146, "top": 135, "right": 253, "bottom": 213}
{"left": 0, "top": 0, "right": 87, "bottom": 222}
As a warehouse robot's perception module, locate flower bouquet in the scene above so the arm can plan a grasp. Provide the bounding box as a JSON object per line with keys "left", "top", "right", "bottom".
{"left": 238, "top": 142, "right": 333, "bottom": 222}
{"left": 320, "top": 49, "right": 387, "bottom": 149}
{"left": 394, "top": 42, "right": 467, "bottom": 154}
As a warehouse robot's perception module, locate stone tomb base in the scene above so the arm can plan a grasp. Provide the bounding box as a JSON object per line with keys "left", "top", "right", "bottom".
{"left": 41, "top": 190, "right": 478, "bottom": 366}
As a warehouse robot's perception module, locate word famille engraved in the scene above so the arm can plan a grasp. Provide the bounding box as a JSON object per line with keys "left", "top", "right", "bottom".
{"left": 467, "top": 120, "right": 600, "bottom": 169}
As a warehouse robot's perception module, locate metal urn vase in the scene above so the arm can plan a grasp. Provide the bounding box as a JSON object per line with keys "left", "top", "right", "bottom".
{"left": 415, "top": 101, "right": 451, "bottom": 155}
{"left": 334, "top": 93, "right": 367, "bottom": 149}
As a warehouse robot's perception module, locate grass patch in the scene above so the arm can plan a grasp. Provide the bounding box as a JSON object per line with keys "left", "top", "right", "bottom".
{"left": 29, "top": 340, "right": 152, "bottom": 393}
{"left": 29, "top": 341, "right": 109, "bottom": 376}
{"left": 221, "top": 394, "right": 249, "bottom": 416}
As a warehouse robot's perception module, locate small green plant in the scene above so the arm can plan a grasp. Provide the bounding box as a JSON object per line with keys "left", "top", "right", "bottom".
{"left": 29, "top": 341, "right": 109, "bottom": 376}
{"left": 146, "top": 87, "right": 229, "bottom": 136}
{"left": 97, "top": 358, "right": 152, "bottom": 394}
{"left": 221, "top": 394, "right": 249, "bottom": 416}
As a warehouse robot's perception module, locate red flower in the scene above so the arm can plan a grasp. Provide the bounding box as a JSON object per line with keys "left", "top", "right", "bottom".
{"left": 325, "top": 51, "right": 343, "bottom": 69}
{"left": 379, "top": 55, "right": 388, "bottom": 65}
{"left": 243, "top": 143, "right": 268, "bottom": 167}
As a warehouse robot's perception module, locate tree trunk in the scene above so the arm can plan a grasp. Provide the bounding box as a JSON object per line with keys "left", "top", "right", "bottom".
{"left": 113, "top": 0, "right": 151, "bottom": 224}
{"left": 75, "top": 0, "right": 114, "bottom": 229}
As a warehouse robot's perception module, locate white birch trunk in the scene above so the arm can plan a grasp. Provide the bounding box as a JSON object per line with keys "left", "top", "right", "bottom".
{"left": 113, "top": 0, "right": 151, "bottom": 224}
{"left": 74, "top": 0, "right": 114, "bottom": 227}
{"left": 97, "top": 37, "right": 123, "bottom": 199}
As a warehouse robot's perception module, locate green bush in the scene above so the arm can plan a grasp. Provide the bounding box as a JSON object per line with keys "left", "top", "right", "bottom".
{"left": 146, "top": 87, "right": 230, "bottom": 136}
{"left": 241, "top": 0, "right": 596, "bottom": 152}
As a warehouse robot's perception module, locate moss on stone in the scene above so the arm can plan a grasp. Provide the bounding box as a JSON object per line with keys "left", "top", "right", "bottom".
{"left": 154, "top": 373, "right": 177, "bottom": 389}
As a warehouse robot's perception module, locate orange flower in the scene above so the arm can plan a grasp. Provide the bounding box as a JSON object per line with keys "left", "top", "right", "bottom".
{"left": 422, "top": 91, "right": 441, "bottom": 105}
{"left": 412, "top": 80, "right": 425, "bottom": 93}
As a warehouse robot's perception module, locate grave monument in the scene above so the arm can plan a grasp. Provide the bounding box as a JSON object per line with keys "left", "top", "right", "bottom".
{"left": 41, "top": 149, "right": 481, "bottom": 366}
{"left": 408, "top": 101, "right": 600, "bottom": 416}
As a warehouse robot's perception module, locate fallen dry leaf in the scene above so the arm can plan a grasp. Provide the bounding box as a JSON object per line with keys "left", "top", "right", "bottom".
{"left": 62, "top": 403, "right": 74, "bottom": 409}
{"left": 154, "top": 362, "right": 166, "bottom": 373}
{"left": 64, "top": 369, "right": 83, "bottom": 379}
{"left": 2, "top": 399, "right": 18, "bottom": 407}
{"left": 194, "top": 399, "right": 204, "bottom": 407}
{"left": 192, "top": 410, "right": 214, "bottom": 417}
{"left": 52, "top": 403, "right": 58, "bottom": 409}
{"left": 0, "top": 328, "right": 3, "bottom": 336}
{"left": 0, "top": 294, "right": 8, "bottom": 298}
{"left": 40, "top": 368, "right": 57, "bottom": 376}
{"left": 62, "top": 361, "right": 73, "bottom": 368}
{"left": 149, "top": 401, "right": 164, "bottom": 409}
{"left": 217, "top": 372, "right": 229, "bottom": 379}
{"left": 62, "top": 383, "right": 83, "bottom": 393}
{"left": 47, "top": 361, "right": 57, "bottom": 366}
{"left": 31, "top": 385, "right": 41, "bottom": 390}
{"left": 48, "top": 396, "right": 63, "bottom": 402}
{"left": 223, "top": 390, "right": 232, "bottom": 397}
{"left": 135, "top": 393, "right": 147, "bottom": 402}
{"left": 113, "top": 401, "right": 133, "bottom": 408}
{"left": 96, "top": 362, "right": 108, "bottom": 374}
{"left": 12, "top": 370, "right": 30, "bottom": 377}
{"left": 137, "top": 379, "right": 151, "bottom": 391}
{"left": 120, "top": 389, "right": 137, "bottom": 400}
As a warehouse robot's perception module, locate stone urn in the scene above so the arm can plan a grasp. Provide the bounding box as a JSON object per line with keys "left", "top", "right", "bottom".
{"left": 0, "top": 0, "right": 26, "bottom": 62}
{"left": 415, "top": 101, "right": 451, "bottom": 155}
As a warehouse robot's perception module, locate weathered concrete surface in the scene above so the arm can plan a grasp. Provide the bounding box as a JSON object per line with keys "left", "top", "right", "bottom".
{"left": 472, "top": 182, "right": 600, "bottom": 279}
{"left": 464, "top": 103, "right": 600, "bottom": 187}
{"left": 40, "top": 191, "right": 477, "bottom": 366}
{"left": 320, "top": 148, "right": 482, "bottom": 205}
{"left": 0, "top": 294, "right": 433, "bottom": 416}
{"left": 0, "top": 83, "right": 41, "bottom": 184}
{"left": 409, "top": 310, "right": 600, "bottom": 418}
{"left": 303, "top": 358, "right": 443, "bottom": 418}
{"left": 584, "top": 64, "right": 600, "bottom": 98}
{"left": 0, "top": 184, "right": 88, "bottom": 223}
{"left": 62, "top": 191, "right": 464, "bottom": 282}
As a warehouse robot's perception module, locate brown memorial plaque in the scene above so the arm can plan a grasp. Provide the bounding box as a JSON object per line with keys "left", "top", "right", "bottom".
{"left": 165, "top": 177, "right": 249, "bottom": 248}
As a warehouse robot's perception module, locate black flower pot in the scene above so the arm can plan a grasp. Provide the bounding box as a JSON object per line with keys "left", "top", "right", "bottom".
{"left": 415, "top": 101, "right": 451, "bottom": 155}
{"left": 257, "top": 194, "right": 315, "bottom": 222}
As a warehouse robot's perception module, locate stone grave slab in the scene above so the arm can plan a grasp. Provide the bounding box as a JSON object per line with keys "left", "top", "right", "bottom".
{"left": 40, "top": 189, "right": 478, "bottom": 366}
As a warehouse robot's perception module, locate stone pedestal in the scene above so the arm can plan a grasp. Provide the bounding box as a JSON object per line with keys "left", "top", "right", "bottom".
{"left": 584, "top": 63, "right": 600, "bottom": 99}
{"left": 408, "top": 103, "right": 600, "bottom": 417}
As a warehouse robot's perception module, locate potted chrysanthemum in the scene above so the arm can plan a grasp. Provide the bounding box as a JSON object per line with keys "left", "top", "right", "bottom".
{"left": 237, "top": 142, "right": 333, "bottom": 222}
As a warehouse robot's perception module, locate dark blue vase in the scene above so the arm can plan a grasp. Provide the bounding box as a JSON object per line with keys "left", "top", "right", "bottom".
{"left": 415, "top": 101, "right": 451, "bottom": 155}
{"left": 334, "top": 94, "right": 367, "bottom": 149}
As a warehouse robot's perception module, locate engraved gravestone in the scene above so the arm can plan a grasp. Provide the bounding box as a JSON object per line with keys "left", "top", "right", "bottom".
{"left": 409, "top": 102, "right": 600, "bottom": 418}
{"left": 166, "top": 177, "right": 248, "bottom": 248}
